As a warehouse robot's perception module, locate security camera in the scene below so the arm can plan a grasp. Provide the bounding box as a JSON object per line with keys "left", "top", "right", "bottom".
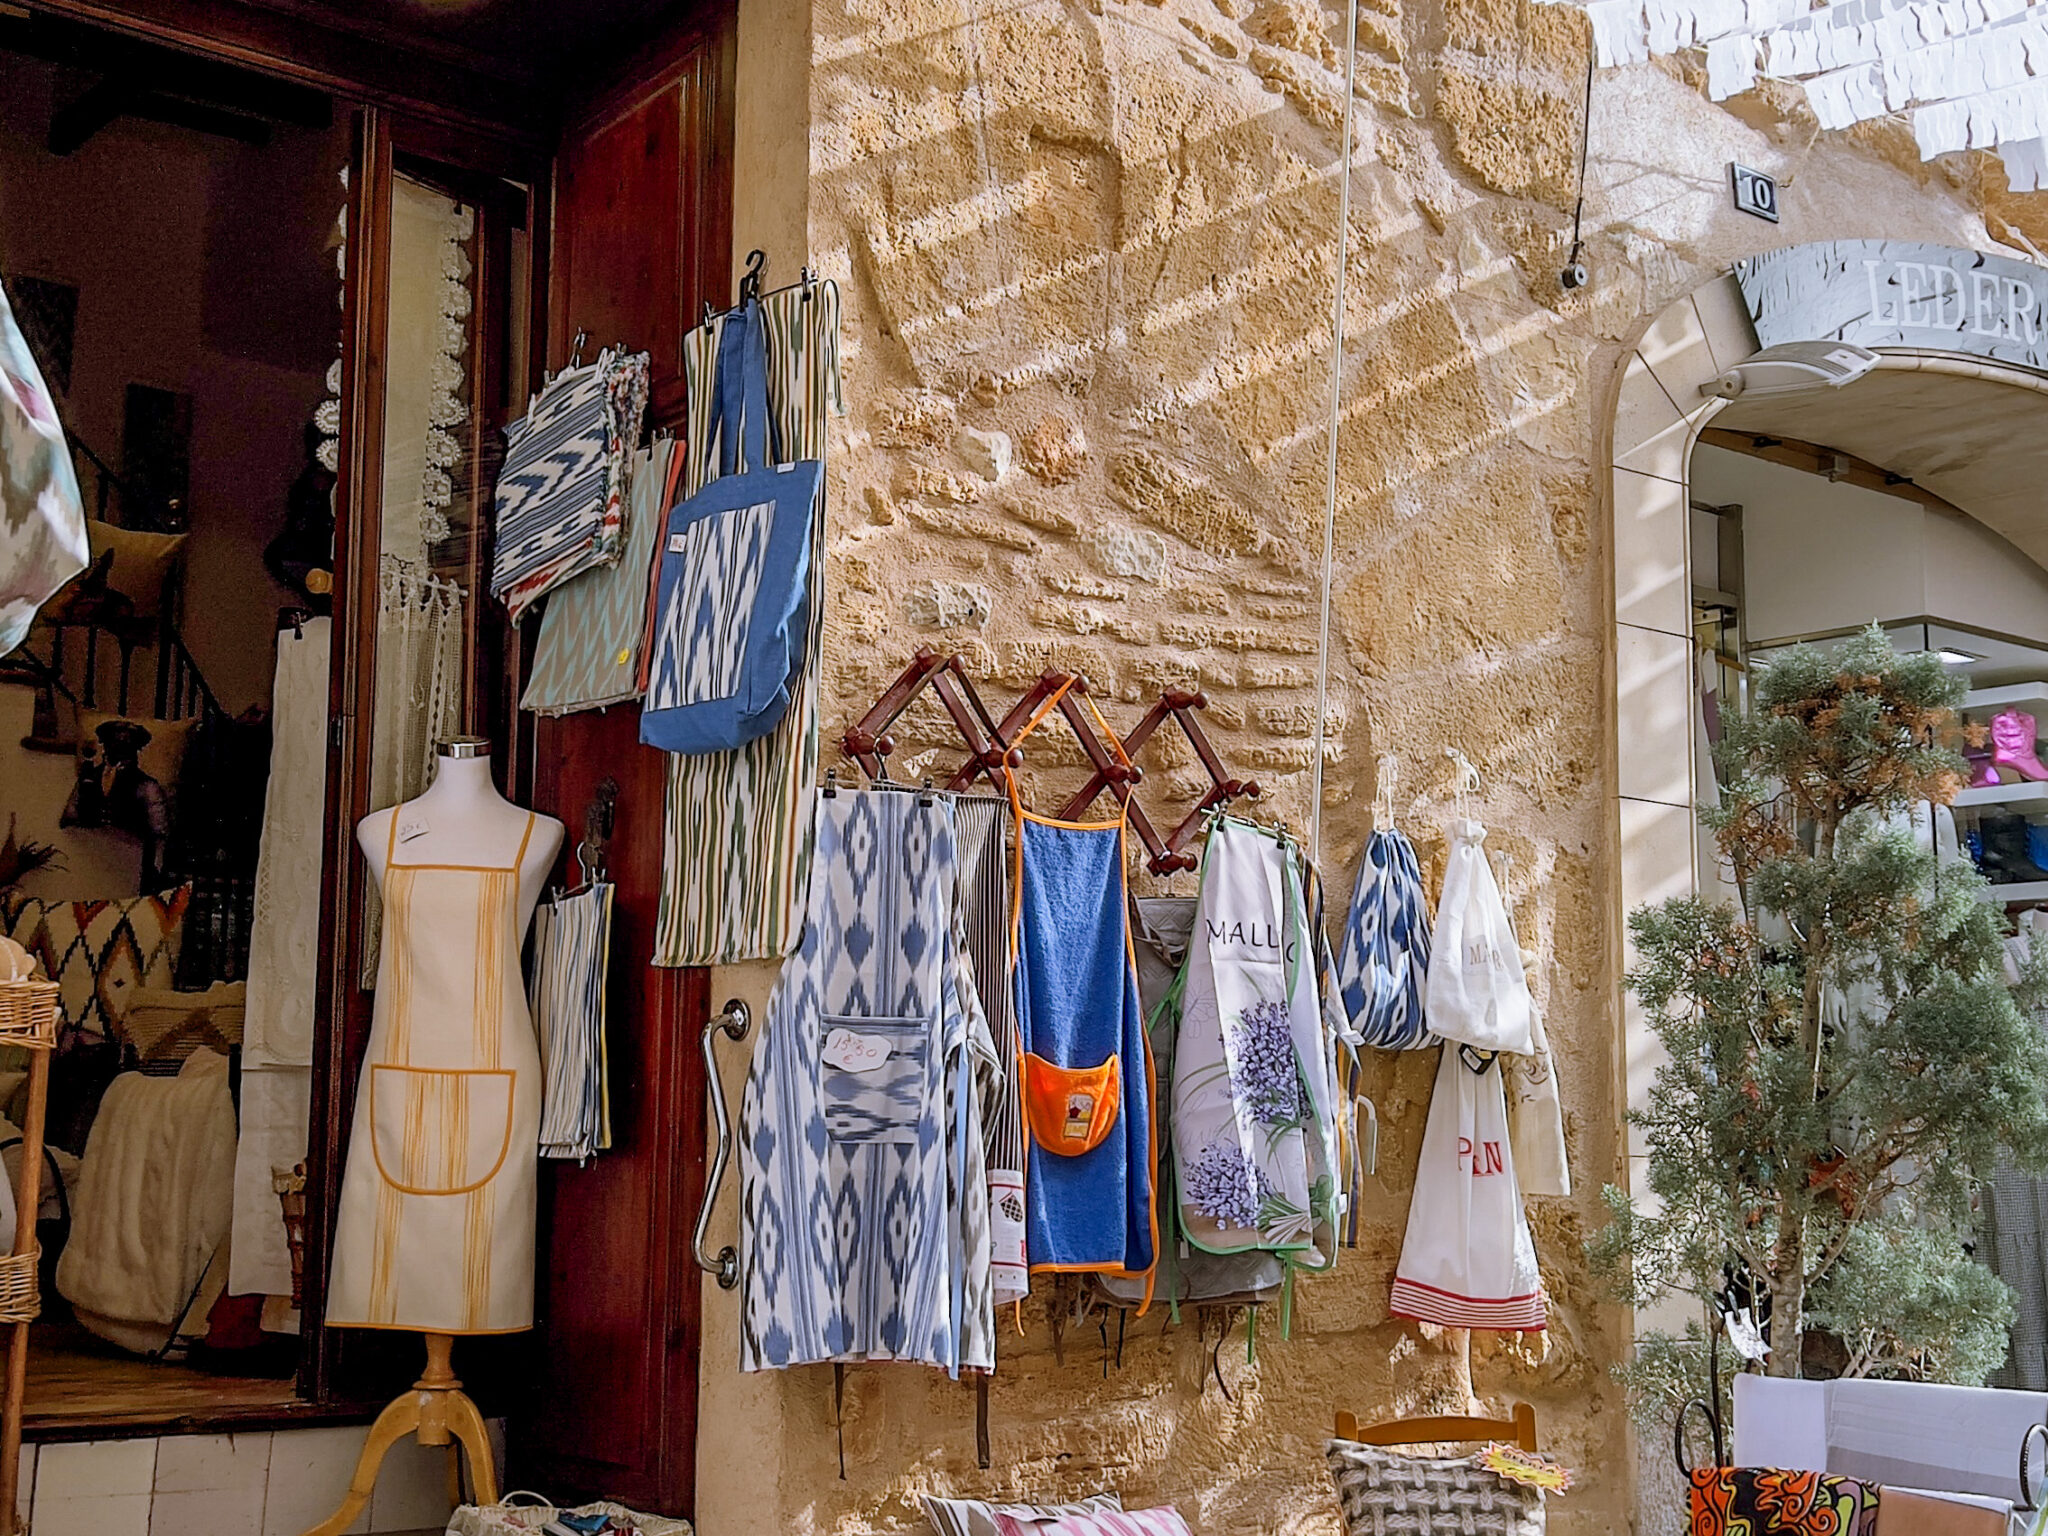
{"left": 1560, "top": 261, "right": 1590, "bottom": 291}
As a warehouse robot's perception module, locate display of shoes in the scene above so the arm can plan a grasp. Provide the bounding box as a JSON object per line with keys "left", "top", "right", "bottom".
{"left": 1991, "top": 707, "right": 2048, "bottom": 783}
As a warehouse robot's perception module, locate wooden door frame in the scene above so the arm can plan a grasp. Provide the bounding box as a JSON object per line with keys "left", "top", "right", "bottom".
{"left": 306, "top": 105, "right": 553, "bottom": 1409}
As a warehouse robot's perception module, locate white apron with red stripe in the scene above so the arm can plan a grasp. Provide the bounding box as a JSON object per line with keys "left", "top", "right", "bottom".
{"left": 1389, "top": 1043, "right": 1545, "bottom": 1332}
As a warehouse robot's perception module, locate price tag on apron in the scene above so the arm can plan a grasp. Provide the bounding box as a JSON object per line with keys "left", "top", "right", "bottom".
{"left": 823, "top": 1028, "right": 892, "bottom": 1074}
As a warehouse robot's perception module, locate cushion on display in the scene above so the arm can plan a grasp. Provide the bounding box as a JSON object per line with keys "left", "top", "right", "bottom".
{"left": 1327, "top": 1440, "right": 1545, "bottom": 1536}
{"left": 922, "top": 1495, "right": 1125, "bottom": 1536}
{"left": 120, "top": 980, "right": 244, "bottom": 1071}
{"left": 4, "top": 886, "right": 191, "bottom": 1047}
{"left": 82, "top": 523, "right": 185, "bottom": 619}
{"left": 1685, "top": 1467, "right": 1880, "bottom": 1536}
{"left": 77, "top": 711, "right": 197, "bottom": 795}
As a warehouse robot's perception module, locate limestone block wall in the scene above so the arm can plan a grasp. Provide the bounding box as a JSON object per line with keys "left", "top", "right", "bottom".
{"left": 693, "top": 0, "right": 2018, "bottom": 1529}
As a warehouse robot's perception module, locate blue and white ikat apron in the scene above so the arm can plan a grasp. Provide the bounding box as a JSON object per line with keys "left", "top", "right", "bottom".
{"left": 739, "top": 789, "right": 995, "bottom": 1375}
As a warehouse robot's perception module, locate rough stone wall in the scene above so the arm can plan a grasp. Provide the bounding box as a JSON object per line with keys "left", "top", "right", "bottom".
{"left": 693, "top": 0, "right": 2015, "bottom": 1530}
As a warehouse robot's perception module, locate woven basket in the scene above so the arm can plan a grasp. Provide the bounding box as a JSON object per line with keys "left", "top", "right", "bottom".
{"left": 1326, "top": 1440, "right": 1545, "bottom": 1536}
{"left": 0, "top": 978, "right": 59, "bottom": 1052}
{"left": 0, "top": 1250, "right": 39, "bottom": 1326}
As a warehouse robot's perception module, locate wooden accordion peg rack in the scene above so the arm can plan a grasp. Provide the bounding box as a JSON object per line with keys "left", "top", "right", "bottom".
{"left": 840, "top": 646, "right": 1261, "bottom": 875}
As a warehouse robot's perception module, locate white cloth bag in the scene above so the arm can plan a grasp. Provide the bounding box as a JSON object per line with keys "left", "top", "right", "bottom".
{"left": 1389, "top": 1045, "right": 1545, "bottom": 1331}
{"left": 1425, "top": 819, "right": 1534, "bottom": 1055}
{"left": 1505, "top": 991, "right": 1570, "bottom": 1199}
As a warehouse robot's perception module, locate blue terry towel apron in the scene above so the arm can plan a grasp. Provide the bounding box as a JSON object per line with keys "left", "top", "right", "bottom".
{"left": 1007, "top": 687, "right": 1156, "bottom": 1287}
{"left": 738, "top": 788, "right": 996, "bottom": 1375}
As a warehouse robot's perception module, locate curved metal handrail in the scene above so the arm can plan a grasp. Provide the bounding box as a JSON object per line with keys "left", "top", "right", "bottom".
{"left": 693, "top": 998, "right": 751, "bottom": 1290}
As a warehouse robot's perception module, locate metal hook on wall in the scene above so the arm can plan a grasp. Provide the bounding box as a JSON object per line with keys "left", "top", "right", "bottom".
{"left": 1445, "top": 746, "right": 1481, "bottom": 821}
{"left": 738, "top": 248, "right": 767, "bottom": 304}
{"left": 1372, "top": 754, "right": 1399, "bottom": 832}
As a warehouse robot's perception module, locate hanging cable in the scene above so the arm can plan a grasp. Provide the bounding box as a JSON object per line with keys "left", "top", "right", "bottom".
{"left": 1561, "top": 41, "right": 1595, "bottom": 290}
{"left": 1308, "top": 0, "right": 1362, "bottom": 878}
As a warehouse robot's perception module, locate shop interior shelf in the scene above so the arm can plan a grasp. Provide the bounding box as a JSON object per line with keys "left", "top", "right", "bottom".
{"left": 1978, "top": 879, "right": 2048, "bottom": 905}
{"left": 1964, "top": 683, "right": 2048, "bottom": 719}
{"left": 1953, "top": 780, "right": 2048, "bottom": 813}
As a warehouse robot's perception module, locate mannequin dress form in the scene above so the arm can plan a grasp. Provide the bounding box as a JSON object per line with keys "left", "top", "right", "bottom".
{"left": 304, "top": 738, "right": 563, "bottom": 1536}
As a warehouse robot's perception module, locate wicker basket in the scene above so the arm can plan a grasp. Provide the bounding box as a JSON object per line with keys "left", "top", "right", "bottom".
{"left": 0, "top": 1251, "right": 39, "bottom": 1327}
{"left": 0, "top": 978, "right": 58, "bottom": 1053}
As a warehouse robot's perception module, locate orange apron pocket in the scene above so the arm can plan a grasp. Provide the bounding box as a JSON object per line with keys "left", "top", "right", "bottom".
{"left": 1021, "top": 1052, "right": 1120, "bottom": 1156}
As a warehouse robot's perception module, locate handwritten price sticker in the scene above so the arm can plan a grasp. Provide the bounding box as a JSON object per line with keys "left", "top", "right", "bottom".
{"left": 395, "top": 811, "right": 431, "bottom": 843}
{"left": 822, "top": 1028, "right": 892, "bottom": 1075}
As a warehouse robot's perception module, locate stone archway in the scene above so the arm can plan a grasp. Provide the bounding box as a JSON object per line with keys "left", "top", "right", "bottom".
{"left": 1607, "top": 244, "right": 2048, "bottom": 1220}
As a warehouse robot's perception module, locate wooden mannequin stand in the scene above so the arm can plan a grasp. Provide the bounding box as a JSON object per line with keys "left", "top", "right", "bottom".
{"left": 300, "top": 1332, "right": 498, "bottom": 1536}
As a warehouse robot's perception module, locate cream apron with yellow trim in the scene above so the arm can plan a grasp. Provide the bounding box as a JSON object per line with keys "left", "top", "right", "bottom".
{"left": 327, "top": 814, "right": 541, "bottom": 1334}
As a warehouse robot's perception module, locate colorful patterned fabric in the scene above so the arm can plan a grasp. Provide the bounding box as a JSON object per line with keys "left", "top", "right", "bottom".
{"left": 1327, "top": 1440, "right": 1545, "bottom": 1536}
{"left": 654, "top": 282, "right": 842, "bottom": 966}
{"left": 1336, "top": 828, "right": 1435, "bottom": 1050}
{"left": 1166, "top": 817, "right": 1340, "bottom": 1261}
{"left": 5, "top": 886, "right": 191, "bottom": 1049}
{"left": 921, "top": 1494, "right": 1123, "bottom": 1536}
{"left": 491, "top": 349, "right": 649, "bottom": 624}
{"left": 0, "top": 273, "right": 86, "bottom": 658}
{"left": 521, "top": 439, "right": 680, "bottom": 716}
{"left": 739, "top": 789, "right": 994, "bottom": 1374}
{"left": 992, "top": 1509, "right": 1192, "bottom": 1536}
{"left": 1685, "top": 1467, "right": 1879, "bottom": 1536}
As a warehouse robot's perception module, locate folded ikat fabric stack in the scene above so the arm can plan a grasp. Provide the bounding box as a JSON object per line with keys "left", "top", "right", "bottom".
{"left": 490, "top": 347, "right": 649, "bottom": 623}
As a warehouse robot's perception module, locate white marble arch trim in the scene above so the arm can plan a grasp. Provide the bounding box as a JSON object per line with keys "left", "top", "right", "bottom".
{"left": 1607, "top": 275, "right": 1747, "bottom": 1196}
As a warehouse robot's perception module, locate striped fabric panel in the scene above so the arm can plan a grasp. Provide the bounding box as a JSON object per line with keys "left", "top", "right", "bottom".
{"left": 532, "top": 884, "right": 614, "bottom": 1159}
{"left": 653, "top": 282, "right": 843, "bottom": 966}
{"left": 1387, "top": 1276, "right": 1547, "bottom": 1332}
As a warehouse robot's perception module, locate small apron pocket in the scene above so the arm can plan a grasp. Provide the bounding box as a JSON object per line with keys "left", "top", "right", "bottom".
{"left": 1021, "top": 1053, "right": 1121, "bottom": 1157}
{"left": 818, "top": 1016, "right": 929, "bottom": 1144}
{"left": 369, "top": 1065, "right": 517, "bottom": 1196}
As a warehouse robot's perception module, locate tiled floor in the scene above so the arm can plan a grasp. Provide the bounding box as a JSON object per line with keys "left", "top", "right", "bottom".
{"left": 23, "top": 1424, "right": 482, "bottom": 1536}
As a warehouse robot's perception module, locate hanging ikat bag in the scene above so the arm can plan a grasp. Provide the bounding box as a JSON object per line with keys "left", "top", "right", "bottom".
{"left": 640, "top": 300, "right": 821, "bottom": 755}
{"left": 1425, "top": 819, "right": 1534, "bottom": 1055}
{"left": 1335, "top": 827, "right": 1434, "bottom": 1050}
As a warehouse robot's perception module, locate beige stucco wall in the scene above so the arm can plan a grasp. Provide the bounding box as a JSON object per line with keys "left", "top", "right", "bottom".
{"left": 694, "top": 1, "right": 2023, "bottom": 1531}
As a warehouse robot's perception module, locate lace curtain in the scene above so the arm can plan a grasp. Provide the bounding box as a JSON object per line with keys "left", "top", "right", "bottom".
{"left": 360, "top": 556, "right": 465, "bottom": 982}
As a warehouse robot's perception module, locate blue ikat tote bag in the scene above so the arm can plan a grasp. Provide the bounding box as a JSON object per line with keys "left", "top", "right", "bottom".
{"left": 640, "top": 301, "right": 820, "bottom": 755}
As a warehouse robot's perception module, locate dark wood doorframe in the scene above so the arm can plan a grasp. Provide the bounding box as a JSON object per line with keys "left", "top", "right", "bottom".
{"left": 304, "top": 104, "right": 553, "bottom": 1408}
{"left": 302, "top": 101, "right": 392, "bottom": 1406}
{"left": 506, "top": 6, "right": 735, "bottom": 1513}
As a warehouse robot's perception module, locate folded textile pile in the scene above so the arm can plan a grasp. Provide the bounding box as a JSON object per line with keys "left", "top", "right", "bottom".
{"left": 490, "top": 348, "right": 650, "bottom": 623}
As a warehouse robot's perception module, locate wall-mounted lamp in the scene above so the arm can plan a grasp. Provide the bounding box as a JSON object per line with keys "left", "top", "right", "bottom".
{"left": 1700, "top": 341, "right": 1883, "bottom": 401}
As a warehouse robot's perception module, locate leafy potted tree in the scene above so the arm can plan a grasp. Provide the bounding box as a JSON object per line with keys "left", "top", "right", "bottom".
{"left": 1594, "top": 627, "right": 2048, "bottom": 1416}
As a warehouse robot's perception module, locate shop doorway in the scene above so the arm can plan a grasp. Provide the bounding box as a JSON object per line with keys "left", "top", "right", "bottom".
{"left": 1608, "top": 243, "right": 2048, "bottom": 1375}
{"left": 0, "top": 18, "right": 345, "bottom": 1429}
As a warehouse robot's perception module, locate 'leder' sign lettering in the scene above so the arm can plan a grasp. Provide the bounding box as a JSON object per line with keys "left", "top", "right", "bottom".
{"left": 1735, "top": 240, "right": 2048, "bottom": 376}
